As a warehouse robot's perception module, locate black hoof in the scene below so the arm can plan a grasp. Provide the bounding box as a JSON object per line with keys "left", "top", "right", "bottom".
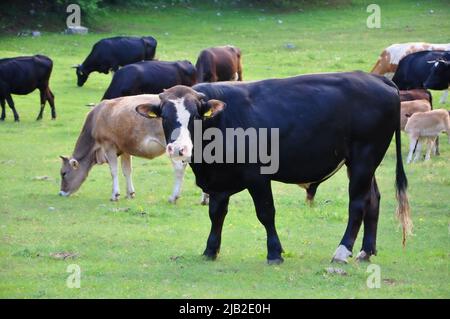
{"left": 267, "top": 257, "right": 284, "bottom": 265}
{"left": 202, "top": 253, "right": 217, "bottom": 261}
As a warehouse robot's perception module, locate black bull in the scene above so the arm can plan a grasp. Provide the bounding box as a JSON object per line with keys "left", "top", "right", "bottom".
{"left": 136, "top": 71, "right": 412, "bottom": 264}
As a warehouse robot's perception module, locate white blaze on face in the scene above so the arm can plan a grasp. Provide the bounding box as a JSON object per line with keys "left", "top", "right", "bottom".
{"left": 167, "top": 98, "right": 193, "bottom": 159}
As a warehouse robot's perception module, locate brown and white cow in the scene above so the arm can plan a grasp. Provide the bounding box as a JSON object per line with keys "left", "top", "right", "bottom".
{"left": 195, "top": 45, "right": 243, "bottom": 83}
{"left": 400, "top": 99, "right": 431, "bottom": 130}
{"left": 405, "top": 109, "right": 450, "bottom": 164}
{"left": 370, "top": 42, "right": 450, "bottom": 77}
{"left": 59, "top": 94, "right": 187, "bottom": 202}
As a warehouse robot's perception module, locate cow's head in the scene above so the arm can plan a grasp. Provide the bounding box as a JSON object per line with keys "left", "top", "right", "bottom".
{"left": 177, "top": 60, "right": 197, "bottom": 85}
{"left": 424, "top": 59, "right": 450, "bottom": 90}
{"left": 135, "top": 85, "right": 225, "bottom": 162}
{"left": 59, "top": 156, "right": 89, "bottom": 196}
{"left": 72, "top": 64, "right": 88, "bottom": 87}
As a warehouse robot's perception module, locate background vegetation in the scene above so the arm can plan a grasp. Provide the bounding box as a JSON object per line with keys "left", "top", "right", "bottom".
{"left": 0, "top": 0, "right": 449, "bottom": 298}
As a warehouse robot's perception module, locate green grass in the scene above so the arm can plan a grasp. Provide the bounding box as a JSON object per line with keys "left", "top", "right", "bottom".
{"left": 0, "top": 0, "right": 449, "bottom": 298}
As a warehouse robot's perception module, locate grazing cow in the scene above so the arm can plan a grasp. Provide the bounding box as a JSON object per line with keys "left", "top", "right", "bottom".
{"left": 102, "top": 60, "right": 196, "bottom": 100}
{"left": 195, "top": 45, "right": 243, "bottom": 82}
{"left": 59, "top": 94, "right": 186, "bottom": 203}
{"left": 74, "top": 36, "right": 157, "bottom": 87}
{"left": 400, "top": 99, "right": 431, "bottom": 130}
{"left": 0, "top": 55, "right": 55, "bottom": 122}
{"left": 135, "top": 71, "right": 412, "bottom": 264}
{"left": 370, "top": 42, "right": 450, "bottom": 77}
{"left": 424, "top": 58, "right": 450, "bottom": 103}
{"left": 399, "top": 89, "right": 432, "bottom": 105}
{"left": 393, "top": 51, "right": 450, "bottom": 103}
{"left": 405, "top": 109, "right": 450, "bottom": 164}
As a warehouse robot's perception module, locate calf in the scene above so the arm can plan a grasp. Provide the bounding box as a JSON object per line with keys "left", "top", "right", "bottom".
{"left": 59, "top": 94, "right": 186, "bottom": 203}
{"left": 196, "top": 45, "right": 243, "bottom": 82}
{"left": 393, "top": 51, "right": 450, "bottom": 103}
{"left": 136, "top": 72, "right": 412, "bottom": 264}
{"left": 400, "top": 99, "right": 431, "bottom": 130}
{"left": 74, "top": 36, "right": 157, "bottom": 87}
{"left": 0, "top": 55, "right": 55, "bottom": 121}
{"left": 102, "top": 60, "right": 196, "bottom": 100}
{"left": 370, "top": 42, "right": 450, "bottom": 77}
{"left": 405, "top": 109, "right": 450, "bottom": 164}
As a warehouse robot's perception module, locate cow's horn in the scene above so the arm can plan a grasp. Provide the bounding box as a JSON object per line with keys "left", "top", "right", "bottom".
{"left": 71, "top": 64, "right": 80, "bottom": 68}
{"left": 426, "top": 60, "right": 437, "bottom": 64}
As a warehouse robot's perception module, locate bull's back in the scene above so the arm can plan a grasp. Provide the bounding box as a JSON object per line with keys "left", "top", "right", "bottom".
{"left": 94, "top": 95, "right": 166, "bottom": 158}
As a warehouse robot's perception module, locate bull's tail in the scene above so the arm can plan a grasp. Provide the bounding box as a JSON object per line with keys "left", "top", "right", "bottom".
{"left": 394, "top": 126, "right": 413, "bottom": 246}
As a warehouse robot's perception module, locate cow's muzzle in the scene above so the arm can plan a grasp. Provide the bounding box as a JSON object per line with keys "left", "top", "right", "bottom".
{"left": 59, "top": 191, "right": 70, "bottom": 197}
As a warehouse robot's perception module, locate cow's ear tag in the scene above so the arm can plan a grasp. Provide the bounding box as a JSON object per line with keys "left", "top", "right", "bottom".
{"left": 203, "top": 109, "right": 213, "bottom": 118}
{"left": 148, "top": 111, "right": 158, "bottom": 118}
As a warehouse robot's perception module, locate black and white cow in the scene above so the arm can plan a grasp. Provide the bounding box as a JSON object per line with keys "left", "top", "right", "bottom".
{"left": 135, "top": 72, "right": 412, "bottom": 264}
{"left": 393, "top": 50, "right": 450, "bottom": 103}
{"left": 74, "top": 36, "right": 157, "bottom": 87}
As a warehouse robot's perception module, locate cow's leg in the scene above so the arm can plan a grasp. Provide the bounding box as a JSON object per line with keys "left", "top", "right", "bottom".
{"left": 36, "top": 88, "right": 46, "bottom": 120}
{"left": 200, "top": 192, "right": 210, "bottom": 205}
{"left": 439, "top": 89, "right": 448, "bottom": 104}
{"left": 1, "top": 98, "right": 5, "bottom": 121}
{"left": 332, "top": 164, "right": 374, "bottom": 263}
{"left": 356, "top": 177, "right": 380, "bottom": 262}
{"left": 106, "top": 149, "right": 120, "bottom": 201}
{"left": 406, "top": 136, "right": 418, "bottom": 164}
{"left": 248, "top": 181, "right": 284, "bottom": 264}
{"left": 306, "top": 182, "right": 319, "bottom": 205}
{"left": 203, "top": 192, "right": 230, "bottom": 260}
{"left": 413, "top": 138, "right": 423, "bottom": 162}
{"left": 46, "top": 87, "right": 56, "bottom": 119}
{"left": 424, "top": 137, "right": 436, "bottom": 161}
{"left": 6, "top": 94, "right": 19, "bottom": 121}
{"left": 121, "top": 153, "right": 135, "bottom": 199}
{"left": 168, "top": 159, "right": 186, "bottom": 203}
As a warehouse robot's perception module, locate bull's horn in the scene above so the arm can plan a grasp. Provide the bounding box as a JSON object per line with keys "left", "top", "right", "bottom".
{"left": 426, "top": 60, "right": 437, "bottom": 64}
{"left": 71, "top": 64, "right": 80, "bottom": 68}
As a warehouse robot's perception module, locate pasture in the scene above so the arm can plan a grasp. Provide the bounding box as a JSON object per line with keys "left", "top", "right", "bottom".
{"left": 0, "top": 0, "right": 449, "bottom": 298}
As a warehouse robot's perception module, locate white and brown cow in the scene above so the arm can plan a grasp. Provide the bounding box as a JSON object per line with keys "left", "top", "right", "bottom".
{"left": 59, "top": 94, "right": 187, "bottom": 202}
{"left": 370, "top": 42, "right": 450, "bottom": 77}
{"left": 405, "top": 109, "right": 450, "bottom": 164}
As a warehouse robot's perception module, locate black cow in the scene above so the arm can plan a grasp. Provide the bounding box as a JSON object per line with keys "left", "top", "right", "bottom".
{"left": 74, "top": 36, "right": 157, "bottom": 87}
{"left": 102, "top": 60, "right": 196, "bottom": 100}
{"left": 136, "top": 72, "right": 412, "bottom": 264}
{"left": 0, "top": 55, "right": 55, "bottom": 122}
{"left": 392, "top": 50, "right": 450, "bottom": 90}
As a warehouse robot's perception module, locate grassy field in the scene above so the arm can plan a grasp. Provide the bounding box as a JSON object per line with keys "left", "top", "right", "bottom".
{"left": 0, "top": 0, "right": 449, "bottom": 298}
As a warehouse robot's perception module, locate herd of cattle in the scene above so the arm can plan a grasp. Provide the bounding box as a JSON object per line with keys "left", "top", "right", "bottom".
{"left": 1, "top": 37, "right": 450, "bottom": 264}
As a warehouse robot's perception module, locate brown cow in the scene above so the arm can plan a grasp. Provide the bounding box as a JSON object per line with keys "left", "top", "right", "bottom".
{"left": 59, "top": 94, "right": 187, "bottom": 202}
{"left": 399, "top": 89, "right": 432, "bottom": 105}
{"left": 370, "top": 42, "right": 450, "bottom": 77}
{"left": 400, "top": 99, "right": 431, "bottom": 130}
{"left": 195, "top": 45, "right": 243, "bottom": 82}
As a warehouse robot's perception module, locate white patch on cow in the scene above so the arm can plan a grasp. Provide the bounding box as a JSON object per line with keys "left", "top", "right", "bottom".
{"left": 332, "top": 245, "right": 353, "bottom": 263}
{"left": 168, "top": 98, "right": 193, "bottom": 158}
{"left": 386, "top": 43, "right": 450, "bottom": 65}
{"left": 231, "top": 72, "right": 239, "bottom": 81}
